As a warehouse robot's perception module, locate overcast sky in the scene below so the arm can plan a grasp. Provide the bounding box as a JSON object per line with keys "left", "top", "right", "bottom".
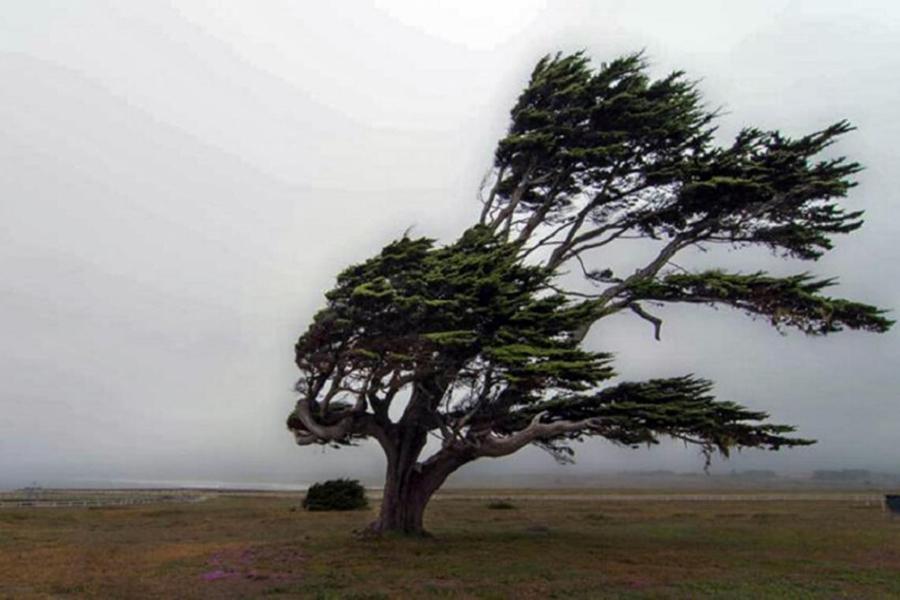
{"left": 2, "top": 1, "right": 898, "bottom": 489}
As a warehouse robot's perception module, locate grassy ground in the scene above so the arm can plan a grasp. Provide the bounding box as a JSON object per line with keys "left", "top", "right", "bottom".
{"left": 1, "top": 491, "right": 898, "bottom": 598}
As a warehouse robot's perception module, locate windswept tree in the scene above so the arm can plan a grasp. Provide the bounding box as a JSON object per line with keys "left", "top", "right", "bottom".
{"left": 286, "top": 52, "right": 891, "bottom": 535}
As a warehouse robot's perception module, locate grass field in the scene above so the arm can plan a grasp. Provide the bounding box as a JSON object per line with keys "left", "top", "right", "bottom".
{"left": 1, "top": 490, "right": 898, "bottom": 598}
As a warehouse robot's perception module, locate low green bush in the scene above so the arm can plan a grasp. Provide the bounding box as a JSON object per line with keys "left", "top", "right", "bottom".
{"left": 302, "top": 479, "right": 368, "bottom": 511}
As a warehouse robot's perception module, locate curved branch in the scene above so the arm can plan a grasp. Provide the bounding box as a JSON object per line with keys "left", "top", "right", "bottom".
{"left": 629, "top": 302, "right": 663, "bottom": 340}
{"left": 292, "top": 429, "right": 320, "bottom": 446}
{"left": 472, "top": 412, "right": 605, "bottom": 458}
{"left": 292, "top": 397, "right": 355, "bottom": 441}
{"left": 289, "top": 397, "right": 395, "bottom": 457}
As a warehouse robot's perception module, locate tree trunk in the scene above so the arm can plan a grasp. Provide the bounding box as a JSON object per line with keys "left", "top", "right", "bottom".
{"left": 366, "top": 375, "right": 470, "bottom": 536}
{"left": 368, "top": 429, "right": 470, "bottom": 536}
{"left": 370, "top": 473, "right": 431, "bottom": 535}
{"left": 368, "top": 424, "right": 430, "bottom": 535}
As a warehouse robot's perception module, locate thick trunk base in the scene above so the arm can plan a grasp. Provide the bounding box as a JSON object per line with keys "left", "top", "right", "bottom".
{"left": 365, "top": 420, "right": 470, "bottom": 537}
{"left": 362, "top": 520, "right": 432, "bottom": 538}
{"left": 367, "top": 491, "right": 430, "bottom": 536}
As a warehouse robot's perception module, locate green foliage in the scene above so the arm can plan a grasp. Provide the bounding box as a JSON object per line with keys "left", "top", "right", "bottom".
{"left": 488, "top": 53, "right": 866, "bottom": 267}
{"left": 486, "top": 500, "right": 517, "bottom": 510}
{"left": 293, "top": 225, "right": 613, "bottom": 415}
{"left": 630, "top": 270, "right": 893, "bottom": 334}
{"left": 502, "top": 376, "right": 815, "bottom": 466}
{"left": 288, "top": 50, "right": 891, "bottom": 477}
{"left": 302, "top": 479, "right": 368, "bottom": 512}
{"left": 496, "top": 52, "right": 713, "bottom": 212}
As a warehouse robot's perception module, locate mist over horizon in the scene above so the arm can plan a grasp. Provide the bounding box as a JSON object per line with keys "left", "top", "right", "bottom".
{"left": 2, "top": 2, "right": 899, "bottom": 492}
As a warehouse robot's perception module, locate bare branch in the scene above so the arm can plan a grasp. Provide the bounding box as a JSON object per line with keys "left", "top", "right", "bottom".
{"left": 597, "top": 236, "right": 690, "bottom": 304}
{"left": 472, "top": 413, "right": 605, "bottom": 458}
{"left": 479, "top": 165, "right": 507, "bottom": 225}
{"left": 292, "top": 397, "right": 355, "bottom": 442}
{"left": 629, "top": 302, "right": 663, "bottom": 341}
{"left": 489, "top": 160, "right": 536, "bottom": 237}
{"left": 543, "top": 283, "right": 602, "bottom": 299}
{"left": 515, "top": 173, "right": 573, "bottom": 244}
{"left": 519, "top": 216, "right": 578, "bottom": 260}
{"left": 556, "top": 226, "right": 632, "bottom": 265}
{"left": 292, "top": 430, "right": 320, "bottom": 446}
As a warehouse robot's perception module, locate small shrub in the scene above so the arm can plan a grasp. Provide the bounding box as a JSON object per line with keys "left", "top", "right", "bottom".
{"left": 302, "top": 479, "right": 368, "bottom": 511}
{"left": 486, "top": 500, "right": 516, "bottom": 510}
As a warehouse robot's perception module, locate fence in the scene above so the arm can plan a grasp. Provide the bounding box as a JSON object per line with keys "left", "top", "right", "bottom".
{"left": 0, "top": 494, "right": 205, "bottom": 509}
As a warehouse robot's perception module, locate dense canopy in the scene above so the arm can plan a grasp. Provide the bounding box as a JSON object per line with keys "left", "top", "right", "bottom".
{"left": 286, "top": 52, "right": 891, "bottom": 534}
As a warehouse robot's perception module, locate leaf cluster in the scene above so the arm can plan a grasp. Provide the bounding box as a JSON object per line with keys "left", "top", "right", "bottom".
{"left": 630, "top": 271, "right": 892, "bottom": 335}
{"left": 294, "top": 226, "right": 613, "bottom": 408}
{"left": 496, "top": 376, "right": 814, "bottom": 464}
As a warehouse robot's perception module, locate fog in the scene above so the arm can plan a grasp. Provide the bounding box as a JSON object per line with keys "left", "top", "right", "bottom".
{"left": 2, "top": 1, "right": 898, "bottom": 489}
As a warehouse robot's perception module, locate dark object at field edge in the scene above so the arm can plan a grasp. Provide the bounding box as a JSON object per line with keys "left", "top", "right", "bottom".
{"left": 302, "top": 479, "right": 368, "bottom": 512}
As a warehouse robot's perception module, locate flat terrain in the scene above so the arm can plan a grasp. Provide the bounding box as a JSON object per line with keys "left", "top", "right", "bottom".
{"left": 1, "top": 490, "right": 898, "bottom": 598}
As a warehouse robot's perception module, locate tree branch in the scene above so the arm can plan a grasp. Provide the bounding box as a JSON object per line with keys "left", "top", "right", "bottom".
{"left": 292, "top": 397, "right": 356, "bottom": 441}
{"left": 629, "top": 302, "right": 663, "bottom": 340}
{"left": 472, "top": 412, "right": 605, "bottom": 458}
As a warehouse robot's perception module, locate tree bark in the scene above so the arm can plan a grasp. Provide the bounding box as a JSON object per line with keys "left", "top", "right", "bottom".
{"left": 369, "top": 471, "right": 431, "bottom": 535}
{"left": 367, "top": 430, "right": 470, "bottom": 536}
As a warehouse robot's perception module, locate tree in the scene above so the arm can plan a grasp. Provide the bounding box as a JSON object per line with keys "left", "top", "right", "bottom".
{"left": 286, "top": 52, "right": 892, "bottom": 536}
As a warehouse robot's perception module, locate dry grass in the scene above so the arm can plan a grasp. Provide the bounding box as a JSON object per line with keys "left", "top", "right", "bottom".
{"left": 1, "top": 491, "right": 898, "bottom": 598}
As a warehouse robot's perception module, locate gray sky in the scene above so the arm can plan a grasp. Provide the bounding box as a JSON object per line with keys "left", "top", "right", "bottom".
{"left": 2, "top": 1, "right": 898, "bottom": 489}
